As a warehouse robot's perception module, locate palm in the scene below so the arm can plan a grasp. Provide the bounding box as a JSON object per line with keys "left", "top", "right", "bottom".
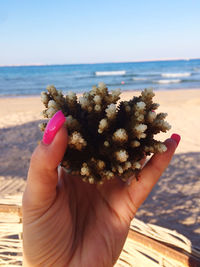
{"left": 35, "top": 170, "right": 136, "bottom": 267}
{"left": 23, "top": 130, "right": 177, "bottom": 267}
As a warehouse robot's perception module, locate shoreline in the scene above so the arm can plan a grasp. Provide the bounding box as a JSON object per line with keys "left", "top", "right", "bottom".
{"left": 0, "top": 87, "right": 200, "bottom": 99}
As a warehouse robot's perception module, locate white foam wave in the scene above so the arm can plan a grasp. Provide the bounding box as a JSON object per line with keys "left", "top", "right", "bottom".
{"left": 161, "top": 72, "right": 191, "bottom": 78}
{"left": 154, "top": 79, "right": 181, "bottom": 84}
{"left": 132, "top": 77, "right": 147, "bottom": 81}
{"left": 95, "top": 70, "right": 126, "bottom": 76}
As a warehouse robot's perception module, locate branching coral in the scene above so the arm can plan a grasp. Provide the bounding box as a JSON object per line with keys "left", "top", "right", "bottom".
{"left": 39, "top": 83, "right": 171, "bottom": 184}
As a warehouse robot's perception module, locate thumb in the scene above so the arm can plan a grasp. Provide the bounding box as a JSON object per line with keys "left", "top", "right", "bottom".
{"left": 24, "top": 111, "right": 67, "bottom": 207}
{"left": 128, "top": 134, "right": 181, "bottom": 211}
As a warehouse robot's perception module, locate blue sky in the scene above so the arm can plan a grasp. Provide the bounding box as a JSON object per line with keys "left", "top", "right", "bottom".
{"left": 0, "top": 0, "right": 200, "bottom": 65}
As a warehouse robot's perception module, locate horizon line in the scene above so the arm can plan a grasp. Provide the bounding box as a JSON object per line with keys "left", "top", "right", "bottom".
{"left": 0, "top": 57, "right": 200, "bottom": 67}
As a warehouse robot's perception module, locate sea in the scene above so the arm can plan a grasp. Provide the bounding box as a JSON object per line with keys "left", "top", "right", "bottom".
{"left": 0, "top": 59, "right": 200, "bottom": 96}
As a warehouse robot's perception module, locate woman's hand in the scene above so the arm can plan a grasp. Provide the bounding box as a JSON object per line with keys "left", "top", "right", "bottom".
{"left": 22, "top": 111, "right": 180, "bottom": 267}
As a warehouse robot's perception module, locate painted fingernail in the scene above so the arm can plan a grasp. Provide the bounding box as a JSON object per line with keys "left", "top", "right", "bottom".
{"left": 43, "top": 111, "right": 65, "bottom": 145}
{"left": 171, "top": 133, "right": 181, "bottom": 146}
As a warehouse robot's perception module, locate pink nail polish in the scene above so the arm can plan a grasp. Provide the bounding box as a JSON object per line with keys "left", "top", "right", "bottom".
{"left": 43, "top": 111, "right": 65, "bottom": 145}
{"left": 171, "top": 133, "right": 181, "bottom": 146}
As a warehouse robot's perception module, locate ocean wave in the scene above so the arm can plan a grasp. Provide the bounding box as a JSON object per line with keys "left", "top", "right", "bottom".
{"left": 154, "top": 79, "right": 181, "bottom": 84}
{"left": 95, "top": 70, "right": 126, "bottom": 76}
{"left": 161, "top": 72, "right": 191, "bottom": 78}
{"left": 132, "top": 77, "right": 148, "bottom": 81}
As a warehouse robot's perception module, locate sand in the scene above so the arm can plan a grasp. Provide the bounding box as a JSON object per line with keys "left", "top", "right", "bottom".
{"left": 0, "top": 89, "right": 200, "bottom": 247}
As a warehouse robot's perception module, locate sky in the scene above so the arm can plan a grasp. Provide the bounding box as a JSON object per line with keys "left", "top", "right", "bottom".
{"left": 0, "top": 0, "right": 200, "bottom": 65}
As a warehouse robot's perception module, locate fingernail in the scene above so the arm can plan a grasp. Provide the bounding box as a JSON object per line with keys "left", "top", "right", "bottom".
{"left": 43, "top": 111, "right": 65, "bottom": 145}
{"left": 171, "top": 133, "right": 181, "bottom": 146}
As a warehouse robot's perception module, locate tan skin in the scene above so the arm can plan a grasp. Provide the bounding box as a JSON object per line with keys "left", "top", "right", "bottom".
{"left": 22, "top": 127, "right": 178, "bottom": 267}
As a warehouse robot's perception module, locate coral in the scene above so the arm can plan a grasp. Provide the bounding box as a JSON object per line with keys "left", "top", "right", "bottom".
{"left": 40, "top": 83, "right": 171, "bottom": 184}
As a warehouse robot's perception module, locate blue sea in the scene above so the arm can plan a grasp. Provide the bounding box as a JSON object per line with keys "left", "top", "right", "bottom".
{"left": 0, "top": 59, "right": 200, "bottom": 96}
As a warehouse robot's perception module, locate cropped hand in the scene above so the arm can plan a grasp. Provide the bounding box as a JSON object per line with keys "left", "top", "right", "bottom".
{"left": 22, "top": 111, "right": 180, "bottom": 267}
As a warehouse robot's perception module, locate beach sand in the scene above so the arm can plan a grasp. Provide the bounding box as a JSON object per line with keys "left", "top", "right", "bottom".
{"left": 0, "top": 89, "right": 200, "bottom": 247}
